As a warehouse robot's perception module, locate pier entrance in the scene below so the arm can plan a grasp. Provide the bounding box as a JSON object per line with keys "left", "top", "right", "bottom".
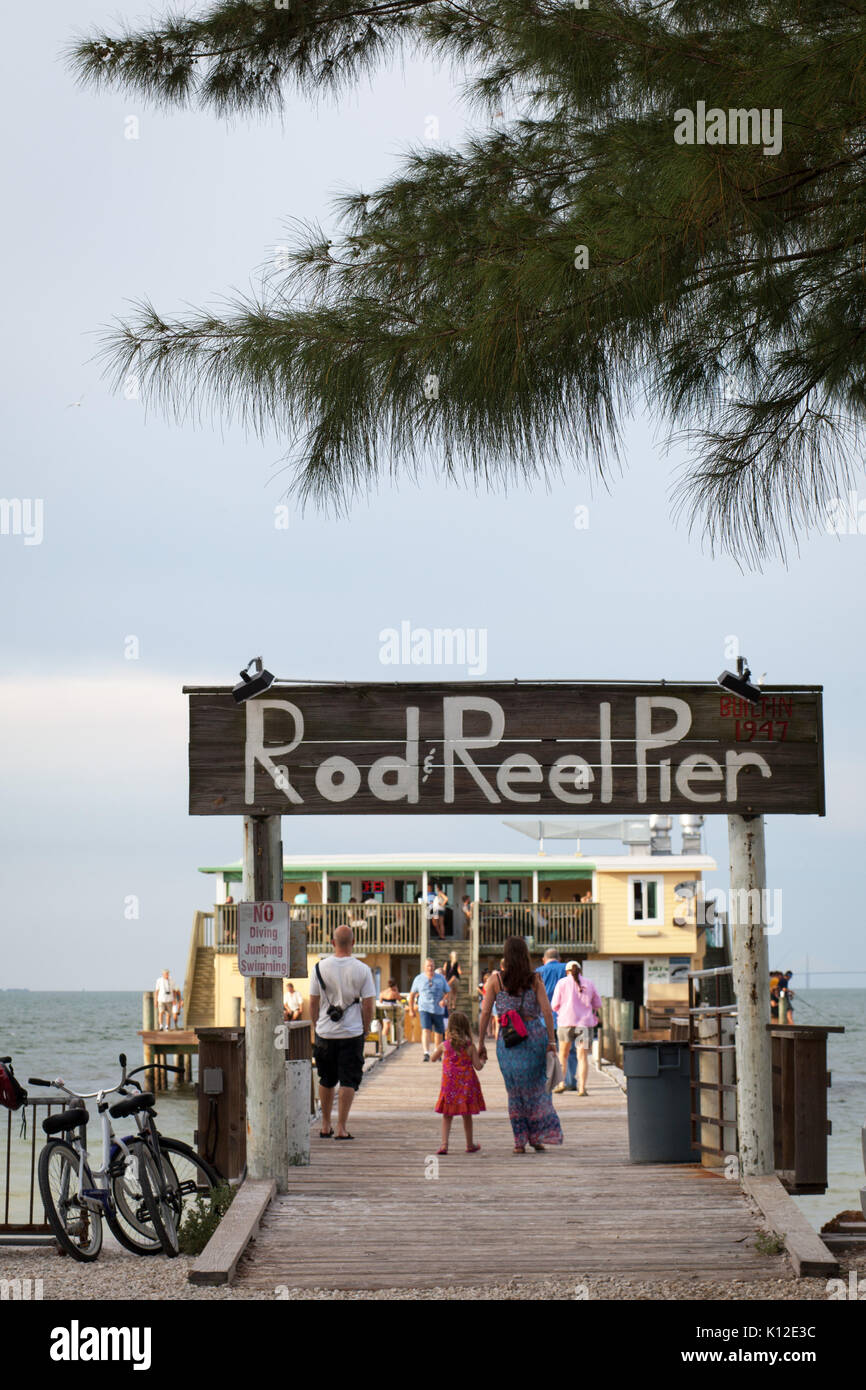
{"left": 233, "top": 1045, "right": 783, "bottom": 1291}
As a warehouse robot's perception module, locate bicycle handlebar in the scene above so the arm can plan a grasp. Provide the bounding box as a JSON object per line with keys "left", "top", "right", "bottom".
{"left": 125, "top": 1063, "right": 183, "bottom": 1080}
{"left": 26, "top": 1053, "right": 183, "bottom": 1101}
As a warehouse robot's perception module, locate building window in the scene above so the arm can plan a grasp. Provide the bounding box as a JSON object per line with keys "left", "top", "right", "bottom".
{"left": 328, "top": 881, "right": 353, "bottom": 904}
{"left": 498, "top": 879, "right": 523, "bottom": 903}
{"left": 629, "top": 877, "right": 663, "bottom": 925}
{"left": 394, "top": 879, "right": 419, "bottom": 904}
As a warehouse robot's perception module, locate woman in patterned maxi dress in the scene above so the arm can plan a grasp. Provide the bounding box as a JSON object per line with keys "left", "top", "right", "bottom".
{"left": 478, "top": 936, "right": 563, "bottom": 1153}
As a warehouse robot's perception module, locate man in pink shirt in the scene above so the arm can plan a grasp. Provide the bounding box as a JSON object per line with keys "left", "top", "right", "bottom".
{"left": 551, "top": 961, "right": 602, "bottom": 1097}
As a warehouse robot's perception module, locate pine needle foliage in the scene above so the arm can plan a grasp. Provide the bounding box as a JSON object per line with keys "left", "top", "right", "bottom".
{"left": 69, "top": 1, "right": 866, "bottom": 563}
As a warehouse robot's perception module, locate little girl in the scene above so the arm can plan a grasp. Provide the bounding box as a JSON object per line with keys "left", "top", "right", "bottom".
{"left": 431, "top": 1011, "right": 486, "bottom": 1154}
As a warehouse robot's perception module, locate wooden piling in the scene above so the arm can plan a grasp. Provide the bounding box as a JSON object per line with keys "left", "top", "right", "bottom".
{"left": 243, "top": 815, "right": 289, "bottom": 1192}
{"left": 728, "top": 813, "right": 774, "bottom": 1176}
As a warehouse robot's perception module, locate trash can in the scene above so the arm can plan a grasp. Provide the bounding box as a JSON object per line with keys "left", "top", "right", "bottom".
{"left": 622, "top": 1041, "right": 699, "bottom": 1164}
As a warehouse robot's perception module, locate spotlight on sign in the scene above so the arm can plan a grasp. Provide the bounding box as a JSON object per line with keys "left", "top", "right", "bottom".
{"left": 232, "top": 656, "right": 276, "bottom": 704}
{"left": 716, "top": 659, "right": 763, "bottom": 705}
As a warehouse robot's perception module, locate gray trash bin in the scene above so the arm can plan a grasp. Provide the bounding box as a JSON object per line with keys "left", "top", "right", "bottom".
{"left": 622, "top": 1041, "right": 699, "bottom": 1163}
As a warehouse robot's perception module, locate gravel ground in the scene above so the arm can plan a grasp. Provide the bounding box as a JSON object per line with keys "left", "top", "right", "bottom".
{"left": 2, "top": 1244, "right": 863, "bottom": 1301}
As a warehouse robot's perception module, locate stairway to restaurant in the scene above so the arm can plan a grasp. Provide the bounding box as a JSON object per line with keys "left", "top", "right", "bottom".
{"left": 186, "top": 947, "right": 215, "bottom": 1028}
{"left": 428, "top": 939, "right": 473, "bottom": 1013}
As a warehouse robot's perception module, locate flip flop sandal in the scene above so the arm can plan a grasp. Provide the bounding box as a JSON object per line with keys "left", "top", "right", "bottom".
{"left": 436, "top": 1146, "right": 448, "bottom": 1155}
{"left": 465, "top": 1144, "right": 481, "bottom": 1153}
{"left": 512, "top": 1147, "right": 526, "bottom": 1155}
{"left": 532, "top": 1144, "right": 546, "bottom": 1152}
{"left": 334, "top": 1133, "right": 354, "bottom": 1141}
{"left": 318, "top": 1129, "right": 334, "bottom": 1138}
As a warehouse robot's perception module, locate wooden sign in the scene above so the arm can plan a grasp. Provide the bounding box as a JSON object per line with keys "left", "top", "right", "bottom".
{"left": 184, "top": 682, "right": 824, "bottom": 817}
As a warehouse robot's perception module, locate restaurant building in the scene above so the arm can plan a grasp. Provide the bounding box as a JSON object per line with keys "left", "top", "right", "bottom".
{"left": 183, "top": 817, "right": 717, "bottom": 1028}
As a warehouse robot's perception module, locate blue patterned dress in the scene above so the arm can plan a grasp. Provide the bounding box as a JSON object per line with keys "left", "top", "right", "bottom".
{"left": 493, "top": 979, "right": 563, "bottom": 1148}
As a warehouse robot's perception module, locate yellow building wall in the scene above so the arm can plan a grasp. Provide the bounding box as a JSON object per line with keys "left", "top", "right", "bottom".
{"left": 283, "top": 879, "right": 323, "bottom": 904}
{"left": 214, "top": 951, "right": 245, "bottom": 1027}
{"left": 537, "top": 876, "right": 593, "bottom": 903}
{"left": 596, "top": 870, "right": 700, "bottom": 961}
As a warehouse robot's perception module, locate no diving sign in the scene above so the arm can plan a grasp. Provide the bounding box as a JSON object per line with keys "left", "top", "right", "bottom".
{"left": 238, "top": 901, "right": 289, "bottom": 977}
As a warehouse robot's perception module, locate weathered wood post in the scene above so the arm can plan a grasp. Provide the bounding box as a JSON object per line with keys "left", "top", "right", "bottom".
{"left": 619, "top": 998, "right": 634, "bottom": 1046}
{"left": 420, "top": 870, "right": 429, "bottom": 964}
{"left": 285, "top": 1020, "right": 312, "bottom": 1166}
{"left": 728, "top": 813, "right": 774, "bottom": 1176}
{"left": 242, "top": 813, "right": 289, "bottom": 1190}
{"left": 470, "top": 901, "right": 480, "bottom": 1025}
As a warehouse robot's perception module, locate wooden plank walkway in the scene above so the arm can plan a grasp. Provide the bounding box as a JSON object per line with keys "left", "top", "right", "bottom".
{"left": 235, "top": 1043, "right": 784, "bottom": 1290}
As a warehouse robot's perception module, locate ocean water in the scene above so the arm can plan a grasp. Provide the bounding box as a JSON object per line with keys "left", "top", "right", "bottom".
{"left": 1, "top": 989, "right": 863, "bottom": 1231}
{"left": 0, "top": 991, "right": 196, "bottom": 1216}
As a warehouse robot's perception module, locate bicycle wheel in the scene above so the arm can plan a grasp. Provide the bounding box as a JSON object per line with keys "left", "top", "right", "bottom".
{"left": 107, "top": 1144, "right": 163, "bottom": 1256}
{"left": 38, "top": 1140, "right": 103, "bottom": 1263}
{"left": 110, "top": 1138, "right": 220, "bottom": 1255}
{"left": 136, "top": 1142, "right": 180, "bottom": 1256}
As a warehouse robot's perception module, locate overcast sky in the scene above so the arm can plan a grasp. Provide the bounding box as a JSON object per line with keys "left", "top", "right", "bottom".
{"left": 2, "top": 1, "right": 864, "bottom": 990}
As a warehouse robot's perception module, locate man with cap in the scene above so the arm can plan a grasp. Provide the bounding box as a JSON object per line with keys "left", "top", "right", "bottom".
{"left": 551, "top": 961, "right": 602, "bottom": 1097}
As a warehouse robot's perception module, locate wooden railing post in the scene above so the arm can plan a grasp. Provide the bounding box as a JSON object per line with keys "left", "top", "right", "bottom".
{"left": 470, "top": 902, "right": 480, "bottom": 1023}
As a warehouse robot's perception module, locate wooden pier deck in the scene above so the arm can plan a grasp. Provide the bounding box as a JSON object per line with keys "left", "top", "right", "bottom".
{"left": 235, "top": 1043, "right": 784, "bottom": 1291}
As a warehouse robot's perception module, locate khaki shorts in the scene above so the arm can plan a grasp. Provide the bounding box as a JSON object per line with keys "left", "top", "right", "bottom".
{"left": 557, "top": 1025, "right": 593, "bottom": 1048}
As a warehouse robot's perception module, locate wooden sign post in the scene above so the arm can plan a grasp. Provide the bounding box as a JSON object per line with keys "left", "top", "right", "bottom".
{"left": 241, "top": 815, "right": 289, "bottom": 1191}
{"left": 728, "top": 814, "right": 774, "bottom": 1176}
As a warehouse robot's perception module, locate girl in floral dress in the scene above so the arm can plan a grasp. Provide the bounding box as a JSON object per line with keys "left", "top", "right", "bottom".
{"left": 431, "top": 1011, "right": 486, "bottom": 1154}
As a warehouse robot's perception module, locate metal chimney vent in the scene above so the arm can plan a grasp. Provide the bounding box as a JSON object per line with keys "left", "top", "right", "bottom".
{"left": 649, "top": 814, "right": 672, "bottom": 855}
{"left": 680, "top": 814, "right": 705, "bottom": 854}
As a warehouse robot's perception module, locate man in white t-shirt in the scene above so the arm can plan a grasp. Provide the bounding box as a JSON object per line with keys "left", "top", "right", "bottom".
{"left": 154, "top": 970, "right": 176, "bottom": 1031}
{"left": 308, "top": 925, "right": 376, "bottom": 1140}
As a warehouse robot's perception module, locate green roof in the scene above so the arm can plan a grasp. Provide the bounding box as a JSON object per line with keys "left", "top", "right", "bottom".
{"left": 202, "top": 860, "right": 596, "bottom": 881}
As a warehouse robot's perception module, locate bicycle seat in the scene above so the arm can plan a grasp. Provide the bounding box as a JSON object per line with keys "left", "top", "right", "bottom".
{"left": 109, "top": 1092, "right": 155, "bottom": 1119}
{"left": 42, "top": 1107, "right": 89, "bottom": 1135}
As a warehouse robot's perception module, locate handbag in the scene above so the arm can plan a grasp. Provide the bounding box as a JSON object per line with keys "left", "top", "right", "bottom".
{"left": 497, "top": 973, "right": 530, "bottom": 1048}
{"left": 546, "top": 1049, "right": 563, "bottom": 1092}
{"left": 499, "top": 1008, "right": 529, "bottom": 1048}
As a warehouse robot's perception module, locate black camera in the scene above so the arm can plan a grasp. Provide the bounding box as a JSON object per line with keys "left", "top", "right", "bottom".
{"left": 326, "top": 1004, "right": 345, "bottom": 1023}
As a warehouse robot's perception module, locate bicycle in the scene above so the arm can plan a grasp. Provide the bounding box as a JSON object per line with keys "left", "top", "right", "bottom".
{"left": 111, "top": 1057, "right": 221, "bottom": 1255}
{"left": 30, "top": 1054, "right": 184, "bottom": 1261}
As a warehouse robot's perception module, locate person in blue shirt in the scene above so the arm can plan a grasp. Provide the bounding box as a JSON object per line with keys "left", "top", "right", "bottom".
{"left": 409, "top": 958, "right": 455, "bottom": 1061}
{"left": 535, "top": 949, "right": 578, "bottom": 1090}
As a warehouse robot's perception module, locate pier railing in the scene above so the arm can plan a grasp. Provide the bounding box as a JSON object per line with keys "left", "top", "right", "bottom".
{"left": 214, "top": 902, "right": 423, "bottom": 953}
{"left": 478, "top": 902, "right": 598, "bottom": 954}
{"left": 211, "top": 900, "right": 597, "bottom": 956}
{"left": 1, "top": 1099, "right": 64, "bottom": 1245}
{"left": 306, "top": 903, "right": 423, "bottom": 954}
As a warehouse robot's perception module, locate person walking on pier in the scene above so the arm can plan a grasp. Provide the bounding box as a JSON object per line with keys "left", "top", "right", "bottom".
{"left": 431, "top": 1011, "right": 485, "bottom": 1154}
{"left": 409, "top": 958, "right": 455, "bottom": 1061}
{"left": 536, "top": 949, "right": 578, "bottom": 1091}
{"left": 551, "top": 962, "right": 601, "bottom": 1098}
{"left": 309, "top": 925, "right": 376, "bottom": 1140}
{"left": 478, "top": 936, "right": 562, "bottom": 1154}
